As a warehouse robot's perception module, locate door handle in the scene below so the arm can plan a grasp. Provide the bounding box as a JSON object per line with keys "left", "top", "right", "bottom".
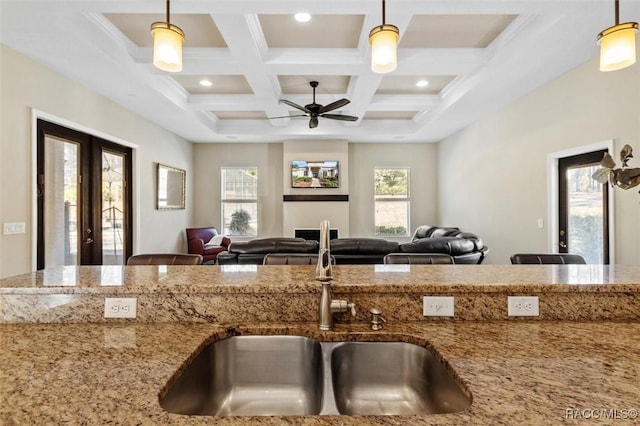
{"left": 84, "top": 238, "right": 94, "bottom": 244}
{"left": 559, "top": 241, "right": 567, "bottom": 248}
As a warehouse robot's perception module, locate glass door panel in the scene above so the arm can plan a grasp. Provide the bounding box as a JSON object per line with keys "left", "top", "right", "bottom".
{"left": 101, "top": 151, "right": 126, "bottom": 265}
{"left": 558, "top": 150, "right": 609, "bottom": 264}
{"left": 565, "top": 165, "right": 605, "bottom": 264}
{"left": 43, "top": 136, "right": 80, "bottom": 267}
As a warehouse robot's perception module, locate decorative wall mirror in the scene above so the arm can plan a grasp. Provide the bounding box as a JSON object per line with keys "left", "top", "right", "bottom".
{"left": 157, "top": 163, "right": 186, "bottom": 210}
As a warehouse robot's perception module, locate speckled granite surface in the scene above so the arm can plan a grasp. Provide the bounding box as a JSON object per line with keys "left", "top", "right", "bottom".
{"left": 2, "top": 321, "right": 640, "bottom": 425}
{"left": 3, "top": 264, "right": 640, "bottom": 294}
{"left": 2, "top": 266, "right": 640, "bottom": 424}
{"left": 1, "top": 265, "right": 640, "bottom": 323}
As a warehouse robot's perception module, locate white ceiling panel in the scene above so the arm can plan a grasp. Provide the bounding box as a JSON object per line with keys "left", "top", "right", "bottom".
{"left": 0, "top": 0, "right": 628, "bottom": 143}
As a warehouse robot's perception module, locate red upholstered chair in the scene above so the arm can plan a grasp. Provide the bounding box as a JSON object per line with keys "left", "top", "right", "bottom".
{"left": 185, "top": 227, "right": 231, "bottom": 263}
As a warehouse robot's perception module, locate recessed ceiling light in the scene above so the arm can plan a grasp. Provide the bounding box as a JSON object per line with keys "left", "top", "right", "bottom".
{"left": 294, "top": 12, "right": 311, "bottom": 23}
{"left": 199, "top": 79, "right": 213, "bottom": 87}
{"left": 416, "top": 80, "right": 429, "bottom": 88}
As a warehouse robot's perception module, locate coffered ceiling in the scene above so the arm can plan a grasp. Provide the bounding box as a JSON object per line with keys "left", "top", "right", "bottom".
{"left": 0, "top": 1, "right": 636, "bottom": 143}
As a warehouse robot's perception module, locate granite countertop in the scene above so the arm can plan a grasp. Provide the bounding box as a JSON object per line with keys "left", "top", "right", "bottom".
{"left": 2, "top": 264, "right": 640, "bottom": 294}
{"left": 2, "top": 265, "right": 640, "bottom": 324}
{"left": 2, "top": 321, "right": 640, "bottom": 425}
{"left": 2, "top": 265, "right": 640, "bottom": 424}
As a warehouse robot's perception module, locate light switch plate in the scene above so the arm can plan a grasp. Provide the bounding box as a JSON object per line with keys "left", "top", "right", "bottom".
{"left": 507, "top": 296, "right": 539, "bottom": 316}
{"left": 423, "top": 296, "right": 455, "bottom": 317}
{"left": 3, "top": 222, "right": 26, "bottom": 235}
{"left": 104, "top": 297, "right": 137, "bottom": 319}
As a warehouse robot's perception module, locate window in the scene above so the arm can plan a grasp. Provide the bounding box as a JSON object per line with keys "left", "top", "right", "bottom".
{"left": 374, "top": 168, "right": 410, "bottom": 236}
{"left": 221, "top": 168, "right": 258, "bottom": 236}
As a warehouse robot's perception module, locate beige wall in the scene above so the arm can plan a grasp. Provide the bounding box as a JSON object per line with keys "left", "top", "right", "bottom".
{"left": 192, "top": 143, "right": 284, "bottom": 238}
{"left": 0, "top": 44, "right": 194, "bottom": 278}
{"left": 439, "top": 57, "right": 640, "bottom": 265}
{"left": 283, "top": 140, "right": 350, "bottom": 237}
{"left": 349, "top": 143, "right": 439, "bottom": 240}
{"left": 193, "top": 142, "right": 439, "bottom": 241}
{"left": 6, "top": 41, "right": 637, "bottom": 273}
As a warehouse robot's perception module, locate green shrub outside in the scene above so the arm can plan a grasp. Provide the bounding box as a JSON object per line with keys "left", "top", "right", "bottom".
{"left": 568, "top": 210, "right": 602, "bottom": 264}
{"left": 294, "top": 177, "right": 312, "bottom": 184}
{"left": 320, "top": 177, "right": 339, "bottom": 187}
{"left": 229, "top": 209, "right": 253, "bottom": 235}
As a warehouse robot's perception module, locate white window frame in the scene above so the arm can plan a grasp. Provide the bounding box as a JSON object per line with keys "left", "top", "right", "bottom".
{"left": 221, "top": 167, "right": 258, "bottom": 237}
{"left": 374, "top": 167, "right": 411, "bottom": 237}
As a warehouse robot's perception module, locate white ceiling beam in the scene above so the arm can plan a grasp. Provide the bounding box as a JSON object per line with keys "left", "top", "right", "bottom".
{"left": 215, "top": 118, "right": 418, "bottom": 136}
{"left": 1, "top": 0, "right": 618, "bottom": 143}
{"left": 342, "top": 11, "right": 415, "bottom": 124}
{"left": 211, "top": 13, "right": 286, "bottom": 124}
{"left": 187, "top": 93, "right": 441, "bottom": 111}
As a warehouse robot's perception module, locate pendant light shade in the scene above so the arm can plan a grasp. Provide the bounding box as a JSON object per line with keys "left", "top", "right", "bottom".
{"left": 369, "top": 0, "right": 399, "bottom": 74}
{"left": 151, "top": 0, "right": 184, "bottom": 73}
{"left": 597, "top": 0, "right": 638, "bottom": 72}
{"left": 369, "top": 25, "right": 400, "bottom": 73}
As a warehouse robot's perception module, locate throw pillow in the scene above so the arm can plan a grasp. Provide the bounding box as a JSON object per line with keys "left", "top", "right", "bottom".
{"left": 207, "top": 234, "right": 225, "bottom": 246}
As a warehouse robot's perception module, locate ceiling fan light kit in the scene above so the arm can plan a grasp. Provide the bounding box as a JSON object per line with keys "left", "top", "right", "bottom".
{"left": 598, "top": 0, "right": 638, "bottom": 72}
{"left": 151, "top": 0, "right": 184, "bottom": 73}
{"left": 369, "top": 0, "right": 399, "bottom": 73}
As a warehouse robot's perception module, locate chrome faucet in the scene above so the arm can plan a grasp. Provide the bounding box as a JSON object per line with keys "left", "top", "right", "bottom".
{"left": 315, "top": 220, "right": 333, "bottom": 282}
{"left": 316, "top": 220, "right": 355, "bottom": 330}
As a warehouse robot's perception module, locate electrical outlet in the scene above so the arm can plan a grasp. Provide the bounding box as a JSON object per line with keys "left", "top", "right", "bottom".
{"left": 507, "top": 296, "right": 539, "bottom": 316}
{"left": 423, "top": 296, "right": 455, "bottom": 317}
{"left": 104, "top": 297, "right": 137, "bottom": 319}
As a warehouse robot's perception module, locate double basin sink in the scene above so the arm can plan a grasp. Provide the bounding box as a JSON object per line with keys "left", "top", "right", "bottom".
{"left": 160, "top": 335, "right": 471, "bottom": 417}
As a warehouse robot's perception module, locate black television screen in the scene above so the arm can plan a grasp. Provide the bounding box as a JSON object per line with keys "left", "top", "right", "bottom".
{"left": 291, "top": 160, "right": 339, "bottom": 188}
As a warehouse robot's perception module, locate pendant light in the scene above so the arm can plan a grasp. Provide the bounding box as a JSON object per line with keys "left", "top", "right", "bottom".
{"left": 597, "top": 0, "right": 638, "bottom": 72}
{"left": 150, "top": 0, "right": 184, "bottom": 72}
{"left": 369, "top": 0, "right": 400, "bottom": 73}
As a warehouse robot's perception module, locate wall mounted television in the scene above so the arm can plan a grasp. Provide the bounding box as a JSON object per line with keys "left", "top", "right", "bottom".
{"left": 291, "top": 160, "right": 340, "bottom": 188}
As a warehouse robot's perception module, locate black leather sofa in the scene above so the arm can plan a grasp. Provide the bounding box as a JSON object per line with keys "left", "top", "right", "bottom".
{"left": 403, "top": 225, "right": 489, "bottom": 264}
{"left": 329, "top": 238, "right": 400, "bottom": 264}
{"left": 216, "top": 226, "right": 488, "bottom": 265}
{"left": 217, "top": 238, "right": 318, "bottom": 265}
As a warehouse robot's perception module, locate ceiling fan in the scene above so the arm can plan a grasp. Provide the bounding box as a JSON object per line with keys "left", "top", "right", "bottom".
{"left": 270, "top": 81, "right": 359, "bottom": 128}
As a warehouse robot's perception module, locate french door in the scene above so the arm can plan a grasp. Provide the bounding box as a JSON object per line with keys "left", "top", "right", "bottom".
{"left": 36, "top": 120, "right": 133, "bottom": 269}
{"left": 558, "top": 150, "right": 609, "bottom": 264}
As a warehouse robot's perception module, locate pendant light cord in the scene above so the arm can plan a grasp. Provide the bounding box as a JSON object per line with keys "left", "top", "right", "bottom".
{"left": 166, "top": 0, "right": 171, "bottom": 25}
{"left": 615, "top": 0, "right": 619, "bottom": 25}
{"left": 382, "top": 0, "right": 386, "bottom": 25}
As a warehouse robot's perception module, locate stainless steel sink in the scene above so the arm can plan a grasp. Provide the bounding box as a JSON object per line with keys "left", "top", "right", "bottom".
{"left": 160, "top": 335, "right": 324, "bottom": 416}
{"left": 160, "top": 336, "right": 471, "bottom": 417}
{"left": 330, "top": 342, "right": 471, "bottom": 415}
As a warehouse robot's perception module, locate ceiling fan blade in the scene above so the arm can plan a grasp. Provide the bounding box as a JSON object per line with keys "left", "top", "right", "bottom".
{"left": 268, "top": 114, "right": 308, "bottom": 119}
{"left": 280, "top": 99, "right": 311, "bottom": 114}
{"left": 309, "top": 117, "right": 319, "bottom": 128}
{"left": 317, "top": 98, "right": 350, "bottom": 114}
{"left": 320, "top": 113, "right": 359, "bottom": 122}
